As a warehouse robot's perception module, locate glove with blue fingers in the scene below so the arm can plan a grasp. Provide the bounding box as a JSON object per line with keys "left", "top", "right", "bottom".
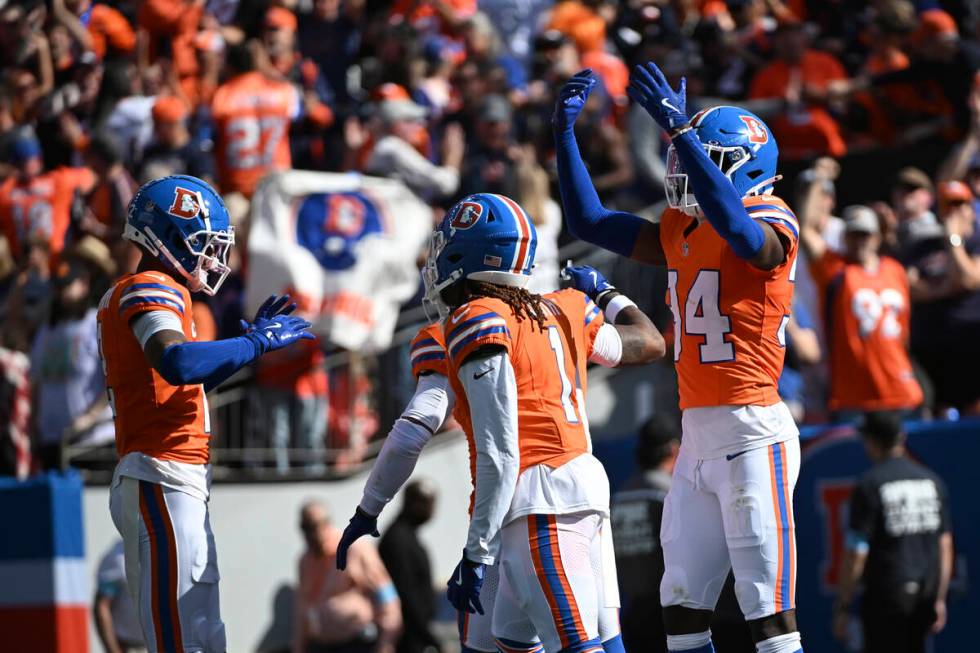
{"left": 446, "top": 552, "right": 485, "bottom": 615}
{"left": 626, "top": 62, "right": 688, "bottom": 132}
{"left": 553, "top": 69, "right": 598, "bottom": 133}
{"left": 561, "top": 264, "right": 615, "bottom": 302}
{"left": 240, "top": 294, "right": 315, "bottom": 353}
{"left": 336, "top": 507, "right": 380, "bottom": 570}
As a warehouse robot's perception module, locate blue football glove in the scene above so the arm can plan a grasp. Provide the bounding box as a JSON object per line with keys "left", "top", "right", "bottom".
{"left": 446, "top": 552, "right": 485, "bottom": 615}
{"left": 239, "top": 294, "right": 297, "bottom": 334}
{"left": 561, "top": 264, "right": 615, "bottom": 301}
{"left": 553, "top": 69, "right": 598, "bottom": 133}
{"left": 627, "top": 62, "right": 688, "bottom": 131}
{"left": 336, "top": 508, "right": 380, "bottom": 571}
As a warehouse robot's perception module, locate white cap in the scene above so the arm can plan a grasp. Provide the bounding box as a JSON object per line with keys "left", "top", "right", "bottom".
{"left": 378, "top": 99, "right": 428, "bottom": 123}
{"left": 843, "top": 205, "right": 880, "bottom": 235}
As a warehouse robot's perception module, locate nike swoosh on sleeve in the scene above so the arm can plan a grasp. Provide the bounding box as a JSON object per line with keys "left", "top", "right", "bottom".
{"left": 473, "top": 368, "right": 495, "bottom": 380}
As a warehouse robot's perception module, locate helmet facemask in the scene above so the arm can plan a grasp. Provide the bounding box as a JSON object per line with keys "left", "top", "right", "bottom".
{"left": 422, "top": 230, "right": 460, "bottom": 321}
{"left": 665, "top": 142, "right": 755, "bottom": 216}
{"left": 184, "top": 228, "right": 235, "bottom": 295}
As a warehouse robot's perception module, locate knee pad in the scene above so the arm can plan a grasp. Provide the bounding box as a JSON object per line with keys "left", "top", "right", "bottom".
{"left": 734, "top": 576, "right": 772, "bottom": 622}
{"left": 495, "top": 637, "right": 543, "bottom": 653}
{"left": 660, "top": 565, "right": 691, "bottom": 608}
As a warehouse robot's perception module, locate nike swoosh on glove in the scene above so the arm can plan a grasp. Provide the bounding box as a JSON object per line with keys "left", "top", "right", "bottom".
{"left": 561, "top": 264, "right": 614, "bottom": 301}
{"left": 247, "top": 314, "right": 315, "bottom": 352}
{"left": 446, "top": 552, "right": 485, "bottom": 614}
{"left": 626, "top": 61, "right": 688, "bottom": 131}
{"left": 336, "top": 508, "right": 380, "bottom": 570}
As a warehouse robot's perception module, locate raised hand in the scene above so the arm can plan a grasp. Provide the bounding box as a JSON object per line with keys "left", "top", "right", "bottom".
{"left": 240, "top": 294, "right": 297, "bottom": 333}
{"left": 241, "top": 294, "right": 315, "bottom": 352}
{"left": 561, "top": 264, "right": 614, "bottom": 301}
{"left": 553, "top": 69, "right": 598, "bottom": 133}
{"left": 336, "top": 508, "right": 380, "bottom": 570}
{"left": 627, "top": 62, "right": 688, "bottom": 131}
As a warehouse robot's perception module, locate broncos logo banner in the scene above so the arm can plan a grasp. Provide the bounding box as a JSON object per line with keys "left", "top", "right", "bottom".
{"left": 247, "top": 171, "right": 430, "bottom": 352}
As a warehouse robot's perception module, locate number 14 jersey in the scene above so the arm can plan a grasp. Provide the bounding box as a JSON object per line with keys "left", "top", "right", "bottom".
{"left": 660, "top": 195, "right": 800, "bottom": 411}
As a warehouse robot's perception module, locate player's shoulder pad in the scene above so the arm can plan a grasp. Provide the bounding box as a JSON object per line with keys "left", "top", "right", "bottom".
{"left": 743, "top": 194, "right": 799, "bottom": 241}
{"left": 116, "top": 271, "right": 188, "bottom": 317}
{"left": 543, "top": 288, "right": 601, "bottom": 328}
{"left": 443, "top": 298, "right": 512, "bottom": 365}
{"left": 410, "top": 323, "right": 448, "bottom": 379}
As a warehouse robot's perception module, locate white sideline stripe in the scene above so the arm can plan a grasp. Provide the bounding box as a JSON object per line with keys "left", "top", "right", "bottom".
{"left": 0, "top": 558, "right": 90, "bottom": 606}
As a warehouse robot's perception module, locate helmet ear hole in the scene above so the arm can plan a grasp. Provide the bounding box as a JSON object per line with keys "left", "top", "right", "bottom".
{"left": 487, "top": 215, "right": 495, "bottom": 222}
{"left": 746, "top": 169, "right": 763, "bottom": 179}
{"left": 447, "top": 253, "right": 463, "bottom": 264}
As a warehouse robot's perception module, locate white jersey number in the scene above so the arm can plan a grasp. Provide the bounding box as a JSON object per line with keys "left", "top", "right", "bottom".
{"left": 668, "top": 269, "right": 735, "bottom": 363}
{"left": 547, "top": 326, "right": 580, "bottom": 424}
{"left": 851, "top": 288, "right": 904, "bottom": 339}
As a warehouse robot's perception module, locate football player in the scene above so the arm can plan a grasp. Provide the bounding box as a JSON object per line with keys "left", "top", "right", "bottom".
{"left": 336, "top": 252, "right": 658, "bottom": 653}
{"left": 421, "top": 193, "right": 663, "bottom": 653}
{"left": 554, "top": 65, "right": 804, "bottom": 653}
{"left": 100, "top": 175, "right": 314, "bottom": 653}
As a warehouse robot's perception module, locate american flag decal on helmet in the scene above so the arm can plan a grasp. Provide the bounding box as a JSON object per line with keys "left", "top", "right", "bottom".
{"left": 484, "top": 254, "right": 502, "bottom": 267}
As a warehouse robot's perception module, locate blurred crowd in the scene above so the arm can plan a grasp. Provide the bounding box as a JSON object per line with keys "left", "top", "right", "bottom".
{"left": 0, "top": 0, "right": 978, "bottom": 478}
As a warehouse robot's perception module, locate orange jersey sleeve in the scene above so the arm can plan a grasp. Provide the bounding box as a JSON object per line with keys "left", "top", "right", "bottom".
{"left": 89, "top": 5, "right": 136, "bottom": 58}
{"left": 410, "top": 323, "right": 448, "bottom": 379}
{"left": 660, "top": 195, "right": 799, "bottom": 409}
{"left": 443, "top": 300, "right": 513, "bottom": 369}
{"left": 97, "top": 271, "right": 210, "bottom": 464}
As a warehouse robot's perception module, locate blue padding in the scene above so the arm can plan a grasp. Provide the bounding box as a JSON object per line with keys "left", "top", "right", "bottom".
{"left": 0, "top": 470, "right": 85, "bottom": 559}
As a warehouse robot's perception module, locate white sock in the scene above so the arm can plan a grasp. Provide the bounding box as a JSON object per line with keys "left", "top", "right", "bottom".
{"left": 755, "top": 631, "right": 802, "bottom": 653}
{"left": 666, "top": 631, "right": 712, "bottom": 650}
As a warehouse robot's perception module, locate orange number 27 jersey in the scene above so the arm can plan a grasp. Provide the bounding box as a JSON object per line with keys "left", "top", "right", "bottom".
{"left": 97, "top": 271, "right": 210, "bottom": 464}
{"left": 660, "top": 195, "right": 800, "bottom": 410}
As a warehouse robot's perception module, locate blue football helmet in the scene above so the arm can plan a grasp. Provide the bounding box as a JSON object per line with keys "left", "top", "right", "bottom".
{"left": 423, "top": 193, "right": 537, "bottom": 318}
{"left": 123, "top": 175, "right": 235, "bottom": 295}
{"left": 665, "top": 106, "right": 780, "bottom": 215}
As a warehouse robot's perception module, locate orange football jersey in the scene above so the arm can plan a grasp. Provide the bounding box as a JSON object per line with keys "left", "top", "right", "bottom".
{"left": 97, "top": 271, "right": 210, "bottom": 464}
{"left": 810, "top": 252, "right": 922, "bottom": 411}
{"left": 211, "top": 72, "right": 299, "bottom": 198}
{"left": 444, "top": 288, "right": 604, "bottom": 476}
{"left": 660, "top": 195, "right": 799, "bottom": 410}
{"left": 409, "top": 323, "right": 449, "bottom": 379}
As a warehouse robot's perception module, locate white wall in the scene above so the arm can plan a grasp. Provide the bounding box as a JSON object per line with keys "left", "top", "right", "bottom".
{"left": 84, "top": 434, "right": 474, "bottom": 653}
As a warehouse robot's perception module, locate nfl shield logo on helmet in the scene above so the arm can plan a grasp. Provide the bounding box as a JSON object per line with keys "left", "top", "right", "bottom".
{"left": 739, "top": 115, "right": 769, "bottom": 145}
{"left": 450, "top": 202, "right": 483, "bottom": 230}
{"left": 168, "top": 187, "right": 204, "bottom": 219}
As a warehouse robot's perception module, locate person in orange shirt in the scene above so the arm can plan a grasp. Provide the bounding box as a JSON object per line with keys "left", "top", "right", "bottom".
{"left": 101, "top": 175, "right": 313, "bottom": 652}
{"left": 211, "top": 43, "right": 301, "bottom": 198}
{"left": 558, "top": 67, "right": 808, "bottom": 652}
{"left": 388, "top": 0, "right": 477, "bottom": 35}
{"left": 137, "top": 0, "right": 204, "bottom": 105}
{"left": 53, "top": 0, "right": 136, "bottom": 60}
{"left": 422, "top": 193, "right": 664, "bottom": 653}
{"left": 0, "top": 133, "right": 95, "bottom": 266}
{"left": 800, "top": 204, "right": 923, "bottom": 419}
{"left": 749, "top": 21, "right": 848, "bottom": 159}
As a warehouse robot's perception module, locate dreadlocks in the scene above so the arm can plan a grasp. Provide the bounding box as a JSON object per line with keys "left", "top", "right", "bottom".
{"left": 467, "top": 280, "right": 549, "bottom": 331}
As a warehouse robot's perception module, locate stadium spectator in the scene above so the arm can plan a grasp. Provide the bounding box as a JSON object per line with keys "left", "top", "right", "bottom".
{"left": 748, "top": 20, "right": 848, "bottom": 159}
{"left": 0, "top": 335, "right": 31, "bottom": 480}
{"left": 0, "top": 131, "right": 95, "bottom": 266}
{"left": 611, "top": 414, "right": 680, "bottom": 653}
{"left": 93, "top": 539, "right": 145, "bottom": 653}
{"left": 297, "top": 0, "right": 361, "bottom": 108}
{"left": 294, "top": 500, "right": 402, "bottom": 653}
{"left": 834, "top": 411, "right": 953, "bottom": 653}
{"left": 458, "top": 94, "right": 519, "bottom": 198}
{"left": 887, "top": 166, "right": 938, "bottom": 261}
{"left": 80, "top": 133, "right": 137, "bottom": 244}
{"left": 777, "top": 298, "right": 821, "bottom": 422}
{"left": 30, "top": 256, "right": 112, "bottom": 469}
{"left": 906, "top": 180, "right": 980, "bottom": 415}
{"left": 364, "top": 99, "right": 463, "bottom": 201}
{"left": 378, "top": 480, "right": 440, "bottom": 653}
{"left": 801, "top": 203, "right": 923, "bottom": 420}
{"left": 211, "top": 43, "right": 299, "bottom": 198}
{"left": 138, "top": 95, "right": 215, "bottom": 183}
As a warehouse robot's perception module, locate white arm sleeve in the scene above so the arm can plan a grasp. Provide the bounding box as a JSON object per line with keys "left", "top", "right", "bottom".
{"left": 588, "top": 322, "right": 623, "bottom": 368}
{"left": 131, "top": 310, "right": 184, "bottom": 350}
{"left": 358, "top": 373, "right": 454, "bottom": 516}
{"left": 459, "top": 351, "right": 520, "bottom": 565}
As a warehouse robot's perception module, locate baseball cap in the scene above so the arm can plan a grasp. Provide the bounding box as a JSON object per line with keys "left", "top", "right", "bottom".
{"left": 842, "top": 205, "right": 880, "bottom": 234}
{"left": 9, "top": 133, "right": 41, "bottom": 163}
{"left": 895, "top": 167, "right": 934, "bottom": 192}
{"left": 480, "top": 94, "right": 512, "bottom": 123}
{"left": 912, "top": 8, "right": 958, "bottom": 44}
{"left": 378, "top": 99, "right": 428, "bottom": 123}
{"left": 372, "top": 83, "right": 411, "bottom": 102}
{"left": 264, "top": 6, "right": 297, "bottom": 32}
{"left": 152, "top": 95, "right": 189, "bottom": 123}
{"left": 937, "top": 180, "right": 973, "bottom": 207}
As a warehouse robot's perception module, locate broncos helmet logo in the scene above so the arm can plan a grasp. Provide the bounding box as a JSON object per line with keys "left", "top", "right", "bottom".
{"left": 168, "top": 187, "right": 204, "bottom": 219}
{"left": 450, "top": 202, "right": 483, "bottom": 230}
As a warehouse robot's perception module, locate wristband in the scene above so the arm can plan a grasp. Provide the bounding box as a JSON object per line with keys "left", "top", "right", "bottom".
{"left": 669, "top": 123, "right": 693, "bottom": 139}
{"left": 605, "top": 294, "right": 637, "bottom": 324}
{"left": 596, "top": 288, "right": 618, "bottom": 310}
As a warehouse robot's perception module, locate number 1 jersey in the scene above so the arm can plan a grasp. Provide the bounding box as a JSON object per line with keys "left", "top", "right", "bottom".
{"left": 660, "top": 195, "right": 800, "bottom": 410}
